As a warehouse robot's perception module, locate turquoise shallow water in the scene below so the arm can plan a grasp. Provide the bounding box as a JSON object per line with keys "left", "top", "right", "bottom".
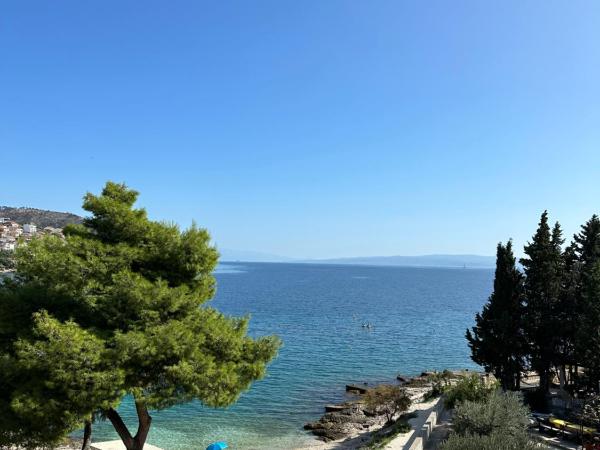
{"left": 89, "top": 262, "right": 493, "bottom": 449}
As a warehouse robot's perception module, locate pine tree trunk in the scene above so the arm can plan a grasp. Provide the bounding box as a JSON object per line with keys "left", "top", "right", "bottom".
{"left": 132, "top": 400, "right": 152, "bottom": 450}
{"left": 106, "top": 401, "right": 152, "bottom": 450}
{"left": 106, "top": 408, "right": 135, "bottom": 449}
{"left": 81, "top": 420, "right": 92, "bottom": 450}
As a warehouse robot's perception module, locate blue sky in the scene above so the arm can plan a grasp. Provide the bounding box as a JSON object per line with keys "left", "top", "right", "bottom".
{"left": 2, "top": 1, "right": 599, "bottom": 259}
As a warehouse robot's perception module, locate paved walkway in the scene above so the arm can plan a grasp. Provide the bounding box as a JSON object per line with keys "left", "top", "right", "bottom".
{"left": 423, "top": 409, "right": 452, "bottom": 450}
{"left": 529, "top": 429, "right": 581, "bottom": 450}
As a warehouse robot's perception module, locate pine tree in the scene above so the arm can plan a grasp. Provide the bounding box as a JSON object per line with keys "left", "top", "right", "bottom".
{"left": 0, "top": 182, "right": 281, "bottom": 450}
{"left": 520, "top": 211, "right": 564, "bottom": 393}
{"left": 466, "top": 241, "right": 525, "bottom": 390}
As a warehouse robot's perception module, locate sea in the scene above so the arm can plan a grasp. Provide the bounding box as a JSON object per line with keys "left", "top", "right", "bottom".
{"left": 86, "top": 262, "right": 494, "bottom": 449}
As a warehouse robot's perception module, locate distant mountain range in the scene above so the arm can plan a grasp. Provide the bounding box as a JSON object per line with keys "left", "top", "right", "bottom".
{"left": 308, "top": 254, "right": 496, "bottom": 268}
{"left": 218, "top": 248, "right": 294, "bottom": 263}
{"left": 221, "top": 252, "right": 495, "bottom": 268}
{"left": 1, "top": 207, "right": 494, "bottom": 268}
{"left": 0, "top": 207, "right": 83, "bottom": 228}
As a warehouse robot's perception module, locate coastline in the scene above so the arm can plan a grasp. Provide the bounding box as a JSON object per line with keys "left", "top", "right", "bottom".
{"left": 295, "top": 387, "right": 437, "bottom": 449}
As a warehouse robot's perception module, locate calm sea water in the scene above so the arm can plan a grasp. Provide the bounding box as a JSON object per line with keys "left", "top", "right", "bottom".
{"left": 89, "top": 262, "right": 493, "bottom": 449}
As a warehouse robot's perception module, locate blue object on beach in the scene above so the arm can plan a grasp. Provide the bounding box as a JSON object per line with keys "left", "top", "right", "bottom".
{"left": 206, "top": 442, "right": 228, "bottom": 450}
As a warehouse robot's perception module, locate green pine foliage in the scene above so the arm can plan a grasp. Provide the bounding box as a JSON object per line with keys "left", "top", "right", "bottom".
{"left": 520, "top": 211, "right": 564, "bottom": 393}
{"left": 573, "top": 215, "right": 600, "bottom": 387}
{"left": 0, "top": 182, "right": 281, "bottom": 450}
{"left": 466, "top": 241, "right": 525, "bottom": 390}
{"left": 468, "top": 211, "right": 600, "bottom": 400}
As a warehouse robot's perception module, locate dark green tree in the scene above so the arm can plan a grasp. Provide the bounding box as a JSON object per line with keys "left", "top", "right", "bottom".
{"left": 0, "top": 182, "right": 281, "bottom": 450}
{"left": 554, "top": 242, "right": 581, "bottom": 386}
{"left": 573, "top": 215, "right": 600, "bottom": 388}
{"left": 466, "top": 241, "right": 525, "bottom": 390}
{"left": 0, "top": 250, "right": 15, "bottom": 270}
{"left": 520, "top": 211, "right": 564, "bottom": 393}
{"left": 574, "top": 215, "right": 600, "bottom": 274}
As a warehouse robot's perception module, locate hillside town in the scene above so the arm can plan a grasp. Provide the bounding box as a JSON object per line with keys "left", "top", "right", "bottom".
{"left": 0, "top": 217, "right": 64, "bottom": 252}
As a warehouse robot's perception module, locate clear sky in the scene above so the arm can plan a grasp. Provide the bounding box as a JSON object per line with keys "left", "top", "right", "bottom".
{"left": 2, "top": 1, "right": 599, "bottom": 259}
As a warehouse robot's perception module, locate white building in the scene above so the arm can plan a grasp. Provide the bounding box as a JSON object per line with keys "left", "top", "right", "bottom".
{"left": 23, "top": 224, "right": 37, "bottom": 234}
{"left": 0, "top": 238, "right": 16, "bottom": 251}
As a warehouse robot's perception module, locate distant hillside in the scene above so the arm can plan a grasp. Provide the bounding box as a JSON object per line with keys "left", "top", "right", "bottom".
{"left": 0, "top": 207, "right": 83, "bottom": 228}
{"left": 218, "top": 248, "right": 295, "bottom": 263}
{"left": 311, "top": 254, "right": 496, "bottom": 269}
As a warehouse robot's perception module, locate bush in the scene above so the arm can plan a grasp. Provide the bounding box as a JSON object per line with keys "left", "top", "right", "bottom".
{"left": 424, "top": 370, "right": 455, "bottom": 400}
{"left": 440, "top": 432, "right": 543, "bottom": 450}
{"left": 0, "top": 250, "right": 15, "bottom": 270}
{"left": 581, "top": 395, "right": 600, "bottom": 428}
{"left": 364, "top": 385, "right": 412, "bottom": 424}
{"left": 440, "top": 391, "right": 548, "bottom": 450}
{"left": 452, "top": 390, "right": 530, "bottom": 436}
{"left": 443, "top": 373, "right": 496, "bottom": 409}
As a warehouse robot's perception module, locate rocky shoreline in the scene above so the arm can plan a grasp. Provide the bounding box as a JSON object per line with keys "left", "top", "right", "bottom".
{"left": 301, "top": 370, "right": 469, "bottom": 447}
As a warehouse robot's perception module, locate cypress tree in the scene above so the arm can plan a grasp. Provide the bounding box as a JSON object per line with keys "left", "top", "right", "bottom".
{"left": 466, "top": 240, "right": 525, "bottom": 390}
{"left": 574, "top": 215, "right": 600, "bottom": 273}
{"left": 520, "top": 211, "right": 564, "bottom": 393}
{"left": 574, "top": 215, "right": 600, "bottom": 388}
{"left": 554, "top": 242, "right": 580, "bottom": 386}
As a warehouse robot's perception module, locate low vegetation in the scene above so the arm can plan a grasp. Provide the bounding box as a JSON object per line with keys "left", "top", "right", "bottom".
{"left": 363, "top": 385, "right": 412, "bottom": 425}
{"left": 0, "top": 250, "right": 15, "bottom": 270}
{"left": 452, "top": 390, "right": 529, "bottom": 436}
{"left": 362, "top": 412, "right": 417, "bottom": 449}
{"left": 440, "top": 390, "right": 546, "bottom": 450}
{"left": 442, "top": 373, "right": 497, "bottom": 409}
{"left": 423, "top": 370, "right": 455, "bottom": 400}
{"left": 440, "top": 432, "right": 542, "bottom": 450}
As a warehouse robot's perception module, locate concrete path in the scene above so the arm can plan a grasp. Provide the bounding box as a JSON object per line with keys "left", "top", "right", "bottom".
{"left": 423, "top": 409, "right": 452, "bottom": 450}
{"left": 91, "top": 441, "right": 163, "bottom": 450}
{"left": 529, "top": 429, "right": 581, "bottom": 450}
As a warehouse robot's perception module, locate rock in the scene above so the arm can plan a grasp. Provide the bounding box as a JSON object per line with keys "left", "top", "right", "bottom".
{"left": 325, "top": 404, "right": 346, "bottom": 412}
{"left": 304, "top": 401, "right": 380, "bottom": 441}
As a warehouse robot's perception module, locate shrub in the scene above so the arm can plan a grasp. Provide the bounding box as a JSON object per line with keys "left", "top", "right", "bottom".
{"left": 452, "top": 390, "right": 530, "bottom": 437}
{"left": 440, "top": 432, "right": 543, "bottom": 450}
{"left": 580, "top": 394, "right": 600, "bottom": 428}
{"left": 443, "top": 373, "right": 496, "bottom": 409}
{"left": 364, "top": 385, "right": 412, "bottom": 424}
{"left": 440, "top": 383, "right": 548, "bottom": 450}
{"left": 425, "top": 370, "right": 455, "bottom": 400}
{"left": 0, "top": 250, "right": 15, "bottom": 270}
